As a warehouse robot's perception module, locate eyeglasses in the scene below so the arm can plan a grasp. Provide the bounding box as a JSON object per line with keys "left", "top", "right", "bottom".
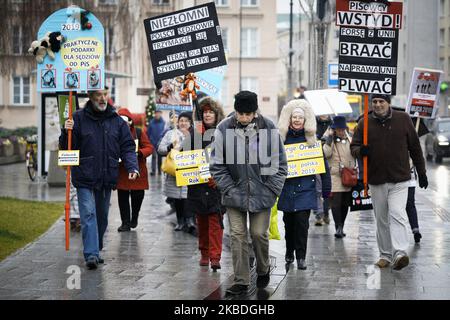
{"left": 291, "top": 116, "right": 304, "bottom": 120}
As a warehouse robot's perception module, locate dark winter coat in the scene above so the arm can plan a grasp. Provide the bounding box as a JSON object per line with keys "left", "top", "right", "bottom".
{"left": 350, "top": 108, "right": 426, "bottom": 185}
{"left": 59, "top": 101, "right": 138, "bottom": 190}
{"left": 278, "top": 128, "right": 332, "bottom": 212}
{"left": 210, "top": 113, "right": 288, "bottom": 213}
{"left": 186, "top": 97, "right": 226, "bottom": 215}
{"left": 147, "top": 117, "right": 166, "bottom": 147}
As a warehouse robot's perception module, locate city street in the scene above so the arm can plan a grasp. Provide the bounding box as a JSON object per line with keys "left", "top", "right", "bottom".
{"left": 1, "top": 158, "right": 450, "bottom": 300}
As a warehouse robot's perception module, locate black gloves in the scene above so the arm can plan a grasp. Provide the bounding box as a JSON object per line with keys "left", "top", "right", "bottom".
{"left": 418, "top": 173, "right": 428, "bottom": 189}
{"left": 360, "top": 145, "right": 370, "bottom": 157}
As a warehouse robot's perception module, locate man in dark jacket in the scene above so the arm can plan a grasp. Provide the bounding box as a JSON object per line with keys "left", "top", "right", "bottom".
{"left": 60, "top": 88, "right": 139, "bottom": 270}
{"left": 210, "top": 91, "right": 288, "bottom": 295}
{"left": 350, "top": 94, "right": 427, "bottom": 271}
{"left": 147, "top": 110, "right": 165, "bottom": 175}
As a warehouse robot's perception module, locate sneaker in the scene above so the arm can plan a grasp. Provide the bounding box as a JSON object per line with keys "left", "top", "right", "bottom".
{"left": 374, "top": 258, "right": 390, "bottom": 268}
{"left": 225, "top": 284, "right": 248, "bottom": 296}
{"left": 414, "top": 231, "right": 422, "bottom": 243}
{"left": 86, "top": 256, "right": 98, "bottom": 270}
{"left": 393, "top": 255, "right": 409, "bottom": 270}
{"left": 256, "top": 270, "right": 270, "bottom": 288}
{"left": 315, "top": 218, "right": 324, "bottom": 226}
{"left": 210, "top": 260, "right": 221, "bottom": 271}
{"left": 323, "top": 216, "right": 330, "bottom": 224}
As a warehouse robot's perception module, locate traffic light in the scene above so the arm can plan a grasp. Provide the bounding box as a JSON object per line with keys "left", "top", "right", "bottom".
{"left": 317, "top": 0, "right": 328, "bottom": 21}
{"left": 440, "top": 81, "right": 449, "bottom": 93}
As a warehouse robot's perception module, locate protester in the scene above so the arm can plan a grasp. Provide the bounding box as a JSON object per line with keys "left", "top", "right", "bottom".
{"left": 322, "top": 116, "right": 356, "bottom": 238}
{"left": 186, "top": 96, "right": 226, "bottom": 271}
{"left": 147, "top": 110, "right": 165, "bottom": 176}
{"left": 313, "top": 114, "right": 333, "bottom": 226}
{"left": 116, "top": 108, "right": 153, "bottom": 232}
{"left": 210, "top": 90, "right": 288, "bottom": 295}
{"left": 59, "top": 88, "right": 139, "bottom": 270}
{"left": 158, "top": 111, "right": 196, "bottom": 233}
{"left": 406, "top": 165, "right": 422, "bottom": 243}
{"left": 277, "top": 99, "right": 331, "bottom": 270}
{"left": 351, "top": 94, "right": 428, "bottom": 271}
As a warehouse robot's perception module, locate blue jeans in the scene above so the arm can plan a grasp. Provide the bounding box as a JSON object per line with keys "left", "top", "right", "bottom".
{"left": 77, "top": 188, "right": 112, "bottom": 261}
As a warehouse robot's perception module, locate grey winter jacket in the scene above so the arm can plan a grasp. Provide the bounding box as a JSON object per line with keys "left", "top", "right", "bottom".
{"left": 209, "top": 114, "right": 288, "bottom": 213}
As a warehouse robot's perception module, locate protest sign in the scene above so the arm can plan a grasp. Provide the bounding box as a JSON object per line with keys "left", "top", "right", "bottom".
{"left": 285, "top": 142, "right": 326, "bottom": 178}
{"left": 406, "top": 68, "right": 443, "bottom": 119}
{"left": 144, "top": 2, "right": 227, "bottom": 83}
{"left": 57, "top": 95, "right": 77, "bottom": 128}
{"left": 173, "top": 148, "right": 211, "bottom": 186}
{"left": 304, "top": 89, "right": 352, "bottom": 116}
{"left": 37, "top": 6, "right": 105, "bottom": 92}
{"left": 336, "top": 1, "right": 402, "bottom": 95}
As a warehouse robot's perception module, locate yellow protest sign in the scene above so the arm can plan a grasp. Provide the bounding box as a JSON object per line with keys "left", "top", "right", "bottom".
{"left": 61, "top": 38, "right": 104, "bottom": 70}
{"left": 176, "top": 166, "right": 210, "bottom": 187}
{"left": 284, "top": 142, "right": 325, "bottom": 178}
{"left": 174, "top": 148, "right": 211, "bottom": 186}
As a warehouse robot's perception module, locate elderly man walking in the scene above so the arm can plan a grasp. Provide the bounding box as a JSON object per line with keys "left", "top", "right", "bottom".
{"left": 350, "top": 94, "right": 427, "bottom": 271}
{"left": 210, "top": 91, "right": 288, "bottom": 295}
{"left": 60, "top": 88, "right": 139, "bottom": 270}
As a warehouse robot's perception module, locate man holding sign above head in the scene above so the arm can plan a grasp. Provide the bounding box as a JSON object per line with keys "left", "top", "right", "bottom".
{"left": 59, "top": 87, "right": 139, "bottom": 270}
{"left": 210, "top": 91, "right": 288, "bottom": 296}
{"left": 277, "top": 99, "right": 331, "bottom": 271}
{"left": 350, "top": 94, "right": 427, "bottom": 271}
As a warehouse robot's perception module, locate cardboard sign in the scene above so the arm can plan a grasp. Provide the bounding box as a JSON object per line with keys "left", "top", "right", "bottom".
{"left": 57, "top": 95, "right": 77, "bottom": 128}
{"left": 284, "top": 142, "right": 326, "bottom": 178}
{"left": 144, "top": 2, "right": 227, "bottom": 83}
{"left": 304, "top": 89, "right": 353, "bottom": 116}
{"left": 58, "top": 150, "right": 80, "bottom": 166}
{"left": 37, "top": 6, "right": 105, "bottom": 92}
{"left": 196, "top": 65, "right": 226, "bottom": 98}
{"left": 336, "top": 1, "right": 402, "bottom": 95}
{"left": 336, "top": 1, "right": 403, "bottom": 29}
{"left": 174, "top": 148, "right": 211, "bottom": 186}
{"left": 406, "top": 68, "right": 443, "bottom": 119}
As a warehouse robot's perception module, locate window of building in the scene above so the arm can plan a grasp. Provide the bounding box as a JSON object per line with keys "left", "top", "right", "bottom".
{"left": 152, "top": 0, "right": 170, "bottom": 5}
{"left": 241, "top": 0, "right": 258, "bottom": 7}
{"left": 98, "top": 0, "right": 118, "bottom": 4}
{"left": 241, "top": 77, "right": 258, "bottom": 93}
{"left": 440, "top": 28, "right": 445, "bottom": 47}
{"left": 221, "top": 27, "right": 229, "bottom": 52}
{"left": 440, "top": 0, "right": 445, "bottom": 16}
{"left": 440, "top": 58, "right": 445, "bottom": 71}
{"left": 215, "top": 0, "right": 229, "bottom": 7}
{"left": 12, "top": 76, "right": 31, "bottom": 105}
{"left": 110, "top": 78, "right": 118, "bottom": 104}
{"left": 241, "top": 28, "right": 258, "bottom": 57}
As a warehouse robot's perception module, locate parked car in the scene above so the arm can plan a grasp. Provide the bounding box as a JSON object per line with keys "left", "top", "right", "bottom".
{"left": 425, "top": 117, "right": 450, "bottom": 163}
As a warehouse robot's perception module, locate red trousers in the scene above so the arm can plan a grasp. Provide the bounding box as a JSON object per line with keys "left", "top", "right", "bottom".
{"left": 197, "top": 213, "right": 223, "bottom": 261}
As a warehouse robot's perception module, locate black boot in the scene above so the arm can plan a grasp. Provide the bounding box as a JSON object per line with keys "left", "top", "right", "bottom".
{"left": 335, "top": 225, "right": 344, "bottom": 238}
{"left": 130, "top": 213, "right": 138, "bottom": 229}
{"left": 297, "top": 258, "right": 307, "bottom": 270}
{"left": 185, "top": 217, "right": 197, "bottom": 236}
{"left": 118, "top": 224, "right": 131, "bottom": 232}
{"left": 285, "top": 251, "right": 294, "bottom": 264}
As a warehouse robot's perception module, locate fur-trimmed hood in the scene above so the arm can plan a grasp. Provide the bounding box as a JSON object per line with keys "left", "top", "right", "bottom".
{"left": 197, "top": 96, "right": 225, "bottom": 127}
{"left": 278, "top": 99, "right": 317, "bottom": 145}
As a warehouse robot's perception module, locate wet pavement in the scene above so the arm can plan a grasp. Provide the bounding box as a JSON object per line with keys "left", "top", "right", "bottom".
{"left": 1, "top": 159, "right": 450, "bottom": 300}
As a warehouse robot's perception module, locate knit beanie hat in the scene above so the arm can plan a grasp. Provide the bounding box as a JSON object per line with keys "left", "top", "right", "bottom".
{"left": 371, "top": 94, "right": 391, "bottom": 103}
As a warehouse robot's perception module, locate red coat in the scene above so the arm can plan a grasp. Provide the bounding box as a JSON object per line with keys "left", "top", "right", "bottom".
{"left": 116, "top": 108, "right": 153, "bottom": 190}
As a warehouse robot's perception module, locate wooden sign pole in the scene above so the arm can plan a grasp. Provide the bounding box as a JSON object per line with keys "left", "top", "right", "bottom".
{"left": 64, "top": 90, "right": 73, "bottom": 251}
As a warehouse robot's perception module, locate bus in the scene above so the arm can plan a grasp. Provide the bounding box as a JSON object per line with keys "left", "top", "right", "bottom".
{"left": 344, "top": 94, "right": 363, "bottom": 133}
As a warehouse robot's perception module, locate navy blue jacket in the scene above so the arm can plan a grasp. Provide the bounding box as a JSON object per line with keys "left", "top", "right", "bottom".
{"left": 59, "top": 102, "right": 139, "bottom": 190}
{"left": 278, "top": 128, "right": 331, "bottom": 213}
{"left": 147, "top": 117, "right": 166, "bottom": 147}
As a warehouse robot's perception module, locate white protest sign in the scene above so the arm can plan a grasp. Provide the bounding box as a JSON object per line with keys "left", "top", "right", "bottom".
{"left": 304, "top": 89, "right": 352, "bottom": 116}
{"left": 58, "top": 150, "right": 80, "bottom": 166}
